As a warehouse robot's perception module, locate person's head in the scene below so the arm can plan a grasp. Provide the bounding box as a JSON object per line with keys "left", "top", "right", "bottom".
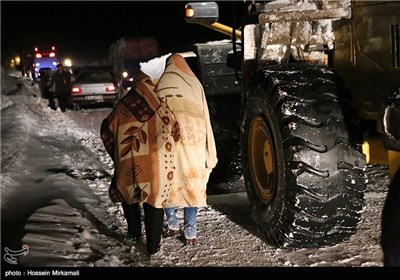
{"left": 166, "top": 53, "right": 194, "bottom": 77}
{"left": 57, "top": 63, "right": 64, "bottom": 73}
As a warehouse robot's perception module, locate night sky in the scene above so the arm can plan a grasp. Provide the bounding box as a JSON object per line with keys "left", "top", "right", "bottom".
{"left": 1, "top": 1, "right": 239, "bottom": 66}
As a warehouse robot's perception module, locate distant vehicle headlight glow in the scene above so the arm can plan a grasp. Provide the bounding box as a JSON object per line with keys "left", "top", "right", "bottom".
{"left": 64, "top": 59, "right": 72, "bottom": 67}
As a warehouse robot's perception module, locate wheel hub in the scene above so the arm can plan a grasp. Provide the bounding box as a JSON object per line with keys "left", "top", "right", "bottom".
{"left": 248, "top": 116, "right": 276, "bottom": 203}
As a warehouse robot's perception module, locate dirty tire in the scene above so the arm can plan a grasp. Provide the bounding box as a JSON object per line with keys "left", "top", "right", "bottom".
{"left": 241, "top": 64, "right": 367, "bottom": 248}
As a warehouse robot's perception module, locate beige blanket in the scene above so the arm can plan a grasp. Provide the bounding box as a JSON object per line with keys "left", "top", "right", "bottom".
{"left": 155, "top": 54, "right": 218, "bottom": 207}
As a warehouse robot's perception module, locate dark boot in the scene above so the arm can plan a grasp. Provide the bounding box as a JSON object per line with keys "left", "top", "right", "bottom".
{"left": 121, "top": 202, "right": 142, "bottom": 239}
{"left": 58, "top": 92, "right": 67, "bottom": 112}
{"left": 143, "top": 203, "right": 164, "bottom": 255}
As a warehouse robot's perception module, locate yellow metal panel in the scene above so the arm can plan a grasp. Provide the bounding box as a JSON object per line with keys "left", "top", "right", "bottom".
{"left": 362, "top": 135, "right": 388, "bottom": 165}
{"left": 363, "top": 135, "right": 399, "bottom": 180}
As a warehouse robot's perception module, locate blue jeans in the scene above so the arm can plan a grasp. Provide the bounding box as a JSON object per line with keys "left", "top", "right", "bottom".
{"left": 164, "top": 207, "right": 197, "bottom": 239}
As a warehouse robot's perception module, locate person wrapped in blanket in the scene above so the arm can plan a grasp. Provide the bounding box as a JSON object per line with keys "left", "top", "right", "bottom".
{"left": 155, "top": 54, "right": 218, "bottom": 245}
{"left": 100, "top": 71, "right": 180, "bottom": 256}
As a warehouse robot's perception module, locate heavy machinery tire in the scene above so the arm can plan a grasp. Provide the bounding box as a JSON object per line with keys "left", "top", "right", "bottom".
{"left": 241, "top": 64, "right": 367, "bottom": 248}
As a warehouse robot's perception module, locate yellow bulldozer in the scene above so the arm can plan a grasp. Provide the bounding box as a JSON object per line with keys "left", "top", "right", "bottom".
{"left": 185, "top": 0, "right": 400, "bottom": 248}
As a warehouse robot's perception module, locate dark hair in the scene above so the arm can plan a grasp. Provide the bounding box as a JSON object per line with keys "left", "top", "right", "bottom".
{"left": 57, "top": 63, "right": 63, "bottom": 68}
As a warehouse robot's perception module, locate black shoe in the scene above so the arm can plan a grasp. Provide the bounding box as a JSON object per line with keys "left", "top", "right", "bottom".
{"left": 124, "top": 234, "right": 142, "bottom": 244}
{"left": 147, "top": 245, "right": 163, "bottom": 259}
{"left": 162, "top": 229, "right": 180, "bottom": 238}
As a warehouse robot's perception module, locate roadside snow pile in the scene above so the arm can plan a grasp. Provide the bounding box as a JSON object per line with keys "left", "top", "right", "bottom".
{"left": 1, "top": 66, "right": 45, "bottom": 109}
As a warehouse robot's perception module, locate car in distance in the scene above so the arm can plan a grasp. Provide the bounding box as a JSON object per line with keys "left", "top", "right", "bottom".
{"left": 33, "top": 46, "right": 58, "bottom": 80}
{"left": 70, "top": 66, "right": 118, "bottom": 110}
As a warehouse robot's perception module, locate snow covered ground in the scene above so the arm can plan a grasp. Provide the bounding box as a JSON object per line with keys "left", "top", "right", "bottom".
{"left": 0, "top": 66, "right": 390, "bottom": 271}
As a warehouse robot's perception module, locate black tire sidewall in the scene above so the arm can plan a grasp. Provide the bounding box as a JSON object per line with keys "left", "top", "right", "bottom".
{"left": 241, "top": 88, "right": 287, "bottom": 238}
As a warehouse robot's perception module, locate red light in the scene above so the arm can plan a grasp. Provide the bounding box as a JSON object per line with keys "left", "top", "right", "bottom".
{"left": 71, "top": 87, "right": 82, "bottom": 94}
{"left": 34, "top": 47, "right": 38, "bottom": 52}
{"left": 52, "top": 46, "right": 55, "bottom": 50}
{"left": 49, "top": 52, "right": 56, "bottom": 57}
{"left": 106, "top": 85, "right": 116, "bottom": 92}
{"left": 35, "top": 53, "right": 42, "bottom": 58}
{"left": 106, "top": 86, "right": 115, "bottom": 92}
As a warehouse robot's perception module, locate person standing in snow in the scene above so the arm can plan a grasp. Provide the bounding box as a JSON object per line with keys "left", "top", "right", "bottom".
{"left": 48, "top": 63, "right": 72, "bottom": 112}
{"left": 155, "top": 53, "right": 218, "bottom": 245}
{"left": 100, "top": 71, "right": 180, "bottom": 256}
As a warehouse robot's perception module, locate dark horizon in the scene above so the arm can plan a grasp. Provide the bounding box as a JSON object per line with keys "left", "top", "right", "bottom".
{"left": 1, "top": 1, "right": 239, "bottom": 66}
